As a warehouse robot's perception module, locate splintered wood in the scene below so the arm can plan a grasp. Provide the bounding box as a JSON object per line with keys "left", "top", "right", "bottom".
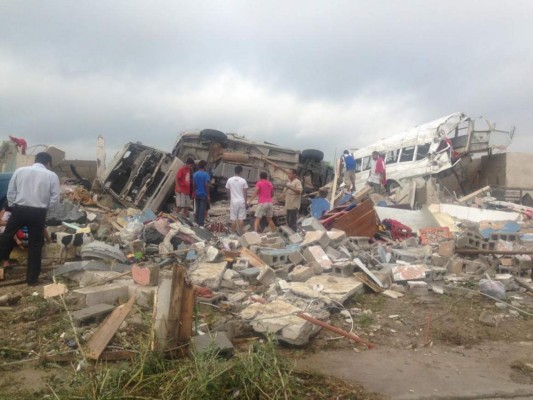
{"left": 85, "top": 296, "right": 135, "bottom": 360}
{"left": 152, "top": 264, "right": 195, "bottom": 351}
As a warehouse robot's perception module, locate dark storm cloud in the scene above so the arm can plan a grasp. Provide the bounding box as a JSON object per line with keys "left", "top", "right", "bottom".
{"left": 0, "top": 1, "right": 531, "bottom": 161}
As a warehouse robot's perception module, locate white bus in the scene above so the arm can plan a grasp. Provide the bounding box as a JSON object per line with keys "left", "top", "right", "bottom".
{"left": 351, "top": 112, "right": 515, "bottom": 192}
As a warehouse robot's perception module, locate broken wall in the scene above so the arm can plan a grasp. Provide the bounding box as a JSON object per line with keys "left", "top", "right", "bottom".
{"left": 54, "top": 160, "right": 97, "bottom": 183}
{"left": 479, "top": 152, "right": 533, "bottom": 189}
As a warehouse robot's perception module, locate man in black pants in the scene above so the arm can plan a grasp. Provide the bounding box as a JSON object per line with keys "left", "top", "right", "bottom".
{"left": 0, "top": 152, "right": 60, "bottom": 285}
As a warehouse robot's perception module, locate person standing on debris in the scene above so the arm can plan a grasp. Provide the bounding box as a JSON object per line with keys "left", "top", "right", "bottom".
{"left": 0, "top": 152, "right": 60, "bottom": 286}
{"left": 341, "top": 149, "right": 357, "bottom": 192}
{"left": 367, "top": 151, "right": 386, "bottom": 193}
{"left": 281, "top": 168, "right": 303, "bottom": 231}
{"left": 192, "top": 160, "right": 211, "bottom": 226}
{"left": 249, "top": 171, "right": 276, "bottom": 233}
{"left": 175, "top": 158, "right": 195, "bottom": 218}
{"left": 225, "top": 165, "right": 249, "bottom": 235}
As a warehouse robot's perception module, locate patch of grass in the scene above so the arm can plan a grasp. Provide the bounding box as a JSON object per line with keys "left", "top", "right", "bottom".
{"left": 45, "top": 334, "right": 379, "bottom": 400}
{"left": 357, "top": 314, "right": 374, "bottom": 328}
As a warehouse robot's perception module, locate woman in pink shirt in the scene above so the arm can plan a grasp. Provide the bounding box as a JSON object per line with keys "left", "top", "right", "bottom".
{"left": 249, "top": 172, "right": 276, "bottom": 232}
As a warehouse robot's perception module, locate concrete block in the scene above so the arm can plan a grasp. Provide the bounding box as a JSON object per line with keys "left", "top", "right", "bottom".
{"left": 73, "top": 283, "right": 130, "bottom": 306}
{"left": 326, "top": 230, "right": 347, "bottom": 246}
{"left": 132, "top": 263, "right": 159, "bottom": 286}
{"left": 346, "top": 236, "right": 371, "bottom": 251}
{"left": 325, "top": 246, "right": 342, "bottom": 261}
{"left": 438, "top": 240, "right": 455, "bottom": 257}
{"left": 448, "top": 257, "right": 464, "bottom": 274}
{"left": 331, "top": 262, "right": 354, "bottom": 278}
{"left": 301, "top": 217, "right": 326, "bottom": 232}
{"left": 407, "top": 281, "right": 429, "bottom": 295}
{"left": 191, "top": 332, "right": 235, "bottom": 358}
{"left": 278, "top": 225, "right": 295, "bottom": 240}
{"left": 464, "top": 260, "right": 485, "bottom": 275}
{"left": 257, "top": 266, "right": 276, "bottom": 285}
{"left": 301, "top": 231, "right": 330, "bottom": 248}
{"left": 239, "top": 267, "right": 260, "bottom": 282}
{"left": 303, "top": 246, "right": 332, "bottom": 272}
{"left": 274, "top": 264, "right": 291, "bottom": 280}
{"left": 431, "top": 266, "right": 447, "bottom": 281}
{"left": 239, "top": 232, "right": 262, "bottom": 248}
{"left": 258, "top": 248, "right": 296, "bottom": 267}
{"left": 128, "top": 284, "right": 156, "bottom": 309}
{"left": 71, "top": 303, "right": 115, "bottom": 326}
{"left": 391, "top": 264, "right": 426, "bottom": 282}
{"left": 431, "top": 254, "right": 450, "bottom": 267}
{"left": 288, "top": 233, "right": 304, "bottom": 244}
{"left": 288, "top": 251, "right": 304, "bottom": 265}
{"left": 289, "top": 265, "right": 315, "bottom": 282}
{"left": 43, "top": 283, "right": 68, "bottom": 298}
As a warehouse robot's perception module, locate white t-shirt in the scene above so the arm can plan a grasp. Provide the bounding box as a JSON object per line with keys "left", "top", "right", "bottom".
{"left": 368, "top": 158, "right": 381, "bottom": 184}
{"left": 225, "top": 176, "right": 249, "bottom": 203}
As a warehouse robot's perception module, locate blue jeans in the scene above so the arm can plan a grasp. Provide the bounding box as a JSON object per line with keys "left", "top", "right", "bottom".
{"left": 195, "top": 197, "right": 208, "bottom": 226}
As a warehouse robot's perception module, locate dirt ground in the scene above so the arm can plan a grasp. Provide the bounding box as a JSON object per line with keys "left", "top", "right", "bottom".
{"left": 1, "top": 269, "right": 532, "bottom": 399}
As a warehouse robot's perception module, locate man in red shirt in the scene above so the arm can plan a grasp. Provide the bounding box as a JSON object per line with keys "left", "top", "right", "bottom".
{"left": 175, "top": 158, "right": 195, "bottom": 217}
{"left": 249, "top": 171, "right": 276, "bottom": 233}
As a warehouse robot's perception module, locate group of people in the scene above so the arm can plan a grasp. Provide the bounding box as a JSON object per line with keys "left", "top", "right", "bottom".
{"left": 341, "top": 149, "right": 386, "bottom": 193}
{"left": 175, "top": 160, "right": 302, "bottom": 234}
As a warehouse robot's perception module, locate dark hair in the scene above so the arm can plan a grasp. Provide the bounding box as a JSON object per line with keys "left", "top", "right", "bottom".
{"left": 35, "top": 152, "right": 53, "bottom": 166}
{"left": 198, "top": 160, "right": 207, "bottom": 169}
{"left": 235, "top": 165, "right": 243, "bottom": 174}
{"left": 260, "top": 171, "right": 268, "bottom": 179}
{"left": 289, "top": 168, "right": 298, "bottom": 175}
{"left": 344, "top": 150, "right": 349, "bottom": 154}
{"left": 186, "top": 158, "right": 195, "bottom": 165}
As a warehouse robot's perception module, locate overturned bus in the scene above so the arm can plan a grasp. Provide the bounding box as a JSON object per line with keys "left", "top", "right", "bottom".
{"left": 350, "top": 112, "right": 515, "bottom": 193}
{"left": 172, "top": 129, "right": 333, "bottom": 194}
{"left": 99, "top": 129, "right": 333, "bottom": 212}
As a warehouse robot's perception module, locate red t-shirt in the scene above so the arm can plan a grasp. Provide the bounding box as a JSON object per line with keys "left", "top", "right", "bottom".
{"left": 256, "top": 179, "right": 273, "bottom": 204}
{"left": 175, "top": 166, "right": 191, "bottom": 195}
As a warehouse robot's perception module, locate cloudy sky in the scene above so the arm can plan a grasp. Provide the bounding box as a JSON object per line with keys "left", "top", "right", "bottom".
{"left": 1, "top": 1, "right": 531, "bottom": 163}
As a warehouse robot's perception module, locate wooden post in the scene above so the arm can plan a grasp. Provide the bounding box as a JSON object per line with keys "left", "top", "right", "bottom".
{"left": 152, "top": 264, "right": 187, "bottom": 351}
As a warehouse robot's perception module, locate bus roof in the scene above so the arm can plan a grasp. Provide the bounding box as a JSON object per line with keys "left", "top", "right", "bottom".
{"left": 351, "top": 112, "right": 467, "bottom": 158}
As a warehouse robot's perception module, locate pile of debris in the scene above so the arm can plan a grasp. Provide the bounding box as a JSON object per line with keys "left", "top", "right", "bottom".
{"left": 2, "top": 173, "right": 532, "bottom": 362}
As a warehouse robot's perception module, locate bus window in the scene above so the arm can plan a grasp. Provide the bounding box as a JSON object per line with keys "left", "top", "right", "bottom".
{"left": 416, "top": 143, "right": 431, "bottom": 160}
{"left": 400, "top": 146, "right": 415, "bottom": 162}
{"left": 360, "top": 156, "right": 371, "bottom": 171}
{"left": 385, "top": 149, "right": 399, "bottom": 164}
{"left": 355, "top": 159, "right": 362, "bottom": 171}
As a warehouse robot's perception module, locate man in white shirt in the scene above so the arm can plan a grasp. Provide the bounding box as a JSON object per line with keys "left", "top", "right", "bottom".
{"left": 0, "top": 152, "right": 60, "bottom": 285}
{"left": 225, "top": 165, "right": 248, "bottom": 235}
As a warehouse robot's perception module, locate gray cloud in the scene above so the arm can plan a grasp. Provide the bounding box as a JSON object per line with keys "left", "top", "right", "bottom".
{"left": 0, "top": 1, "right": 531, "bottom": 162}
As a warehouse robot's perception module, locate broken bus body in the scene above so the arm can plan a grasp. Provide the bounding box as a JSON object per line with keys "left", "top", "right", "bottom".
{"left": 350, "top": 112, "right": 515, "bottom": 193}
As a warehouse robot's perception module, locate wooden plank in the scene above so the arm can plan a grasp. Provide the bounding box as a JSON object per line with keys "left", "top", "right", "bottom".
{"left": 353, "top": 258, "right": 385, "bottom": 288}
{"left": 240, "top": 248, "right": 268, "bottom": 269}
{"left": 178, "top": 282, "right": 195, "bottom": 344}
{"left": 166, "top": 265, "right": 185, "bottom": 348}
{"left": 332, "top": 199, "right": 379, "bottom": 237}
{"left": 85, "top": 296, "right": 135, "bottom": 360}
{"left": 329, "top": 158, "right": 341, "bottom": 210}
{"left": 457, "top": 185, "right": 490, "bottom": 203}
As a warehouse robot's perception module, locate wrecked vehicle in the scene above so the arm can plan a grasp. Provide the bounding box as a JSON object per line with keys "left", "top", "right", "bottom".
{"left": 99, "top": 142, "right": 183, "bottom": 212}
{"left": 350, "top": 112, "right": 515, "bottom": 193}
{"left": 172, "top": 129, "right": 333, "bottom": 194}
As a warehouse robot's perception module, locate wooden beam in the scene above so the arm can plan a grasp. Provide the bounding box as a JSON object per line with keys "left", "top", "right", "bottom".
{"left": 457, "top": 185, "right": 490, "bottom": 203}
{"left": 85, "top": 296, "right": 135, "bottom": 360}
{"left": 166, "top": 265, "right": 185, "bottom": 346}
{"left": 178, "top": 282, "right": 195, "bottom": 345}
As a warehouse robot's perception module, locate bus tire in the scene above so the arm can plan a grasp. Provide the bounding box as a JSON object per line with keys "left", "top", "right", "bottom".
{"left": 199, "top": 129, "right": 227, "bottom": 142}
{"left": 301, "top": 149, "right": 324, "bottom": 162}
{"left": 386, "top": 180, "right": 400, "bottom": 193}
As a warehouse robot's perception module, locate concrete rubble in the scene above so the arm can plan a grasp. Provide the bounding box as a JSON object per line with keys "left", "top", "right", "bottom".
{"left": 1, "top": 128, "right": 532, "bottom": 359}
